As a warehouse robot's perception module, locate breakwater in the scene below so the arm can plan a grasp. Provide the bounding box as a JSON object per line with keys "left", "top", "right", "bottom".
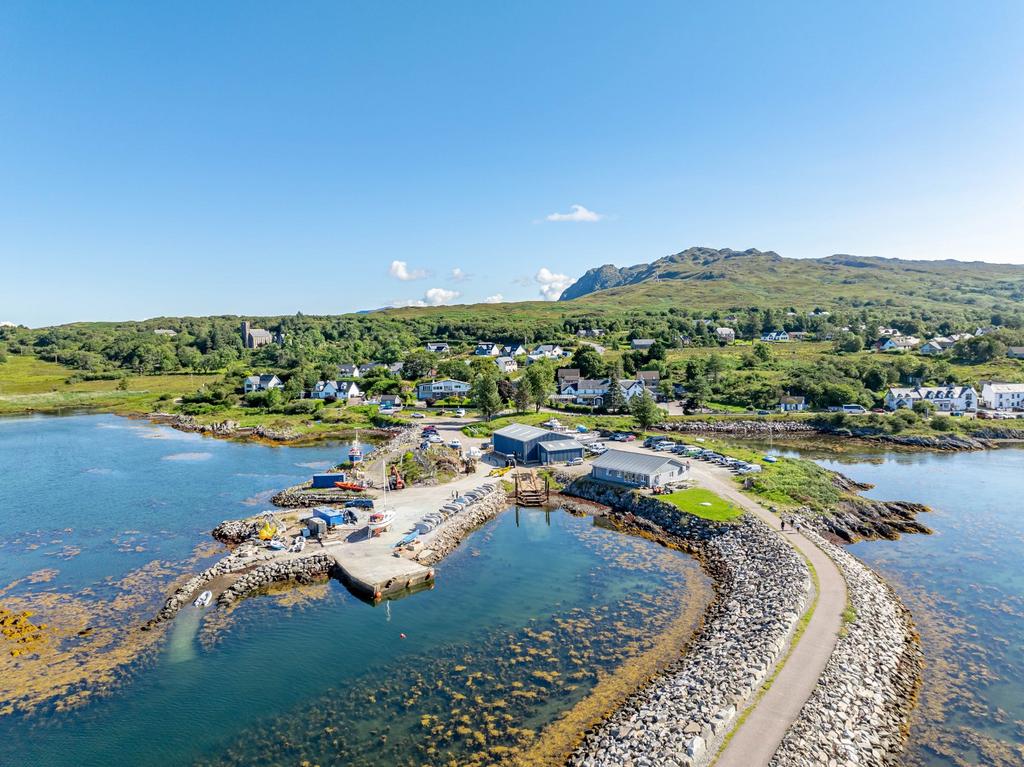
{"left": 417, "top": 487, "right": 508, "bottom": 565}
{"left": 563, "top": 480, "right": 811, "bottom": 767}
{"left": 769, "top": 528, "right": 922, "bottom": 767}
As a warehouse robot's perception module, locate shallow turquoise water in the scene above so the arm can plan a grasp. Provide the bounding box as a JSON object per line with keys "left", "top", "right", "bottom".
{"left": 0, "top": 415, "right": 704, "bottom": 766}
{"left": 768, "top": 443, "right": 1024, "bottom": 767}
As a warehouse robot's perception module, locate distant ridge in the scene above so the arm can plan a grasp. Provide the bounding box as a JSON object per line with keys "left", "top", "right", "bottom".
{"left": 559, "top": 246, "right": 1024, "bottom": 303}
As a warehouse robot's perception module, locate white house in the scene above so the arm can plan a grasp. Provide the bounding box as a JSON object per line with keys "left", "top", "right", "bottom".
{"left": 980, "top": 382, "right": 1024, "bottom": 411}
{"left": 243, "top": 374, "right": 283, "bottom": 394}
{"left": 495, "top": 356, "right": 518, "bottom": 374}
{"left": 502, "top": 344, "right": 527, "bottom": 357}
{"left": 918, "top": 340, "right": 945, "bottom": 356}
{"left": 779, "top": 395, "right": 807, "bottom": 412}
{"left": 884, "top": 385, "right": 977, "bottom": 413}
{"left": 531, "top": 344, "right": 565, "bottom": 359}
{"left": 337, "top": 363, "right": 360, "bottom": 378}
{"left": 416, "top": 379, "right": 472, "bottom": 400}
{"left": 761, "top": 330, "right": 790, "bottom": 342}
{"left": 474, "top": 342, "right": 501, "bottom": 356}
{"left": 590, "top": 449, "right": 688, "bottom": 489}
{"left": 875, "top": 337, "right": 920, "bottom": 352}
{"left": 425, "top": 342, "right": 450, "bottom": 354}
{"left": 310, "top": 380, "right": 362, "bottom": 401}
{"left": 560, "top": 378, "right": 645, "bottom": 407}
{"left": 715, "top": 327, "right": 736, "bottom": 343}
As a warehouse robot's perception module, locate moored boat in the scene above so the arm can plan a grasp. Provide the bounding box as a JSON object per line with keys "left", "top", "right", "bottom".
{"left": 348, "top": 437, "right": 363, "bottom": 464}
{"left": 194, "top": 590, "right": 213, "bottom": 608}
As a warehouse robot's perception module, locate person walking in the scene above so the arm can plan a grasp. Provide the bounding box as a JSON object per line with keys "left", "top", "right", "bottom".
{"left": 780, "top": 518, "right": 786, "bottom": 531}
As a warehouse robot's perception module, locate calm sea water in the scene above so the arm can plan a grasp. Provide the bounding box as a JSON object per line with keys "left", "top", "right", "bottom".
{"left": 766, "top": 443, "right": 1024, "bottom": 767}
{"left": 0, "top": 415, "right": 706, "bottom": 767}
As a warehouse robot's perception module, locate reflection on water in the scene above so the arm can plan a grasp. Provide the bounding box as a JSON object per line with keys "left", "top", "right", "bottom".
{"left": 760, "top": 443, "right": 1024, "bottom": 767}
{"left": 0, "top": 415, "right": 709, "bottom": 766}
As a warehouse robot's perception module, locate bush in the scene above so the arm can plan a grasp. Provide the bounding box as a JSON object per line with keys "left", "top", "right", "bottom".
{"left": 284, "top": 399, "right": 323, "bottom": 415}
{"left": 930, "top": 415, "right": 953, "bottom": 431}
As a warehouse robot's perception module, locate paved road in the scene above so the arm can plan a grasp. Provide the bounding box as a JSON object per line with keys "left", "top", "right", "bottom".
{"left": 596, "top": 440, "right": 848, "bottom": 765}
{"left": 691, "top": 462, "right": 847, "bottom": 767}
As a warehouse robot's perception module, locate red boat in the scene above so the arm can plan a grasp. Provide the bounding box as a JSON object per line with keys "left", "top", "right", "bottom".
{"left": 334, "top": 481, "right": 367, "bottom": 492}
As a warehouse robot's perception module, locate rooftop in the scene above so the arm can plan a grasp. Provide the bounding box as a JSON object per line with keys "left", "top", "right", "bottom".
{"left": 591, "top": 449, "right": 686, "bottom": 476}
{"left": 493, "top": 423, "right": 556, "bottom": 441}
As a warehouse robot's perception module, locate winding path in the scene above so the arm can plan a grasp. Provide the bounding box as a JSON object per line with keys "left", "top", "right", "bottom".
{"left": 690, "top": 462, "right": 848, "bottom": 767}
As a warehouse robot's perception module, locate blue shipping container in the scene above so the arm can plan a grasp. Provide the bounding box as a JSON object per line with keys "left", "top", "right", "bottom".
{"left": 312, "top": 473, "right": 344, "bottom": 489}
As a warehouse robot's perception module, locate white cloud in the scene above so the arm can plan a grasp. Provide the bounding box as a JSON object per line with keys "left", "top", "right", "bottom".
{"left": 545, "top": 204, "right": 602, "bottom": 223}
{"left": 388, "top": 260, "right": 428, "bottom": 281}
{"left": 392, "top": 287, "right": 461, "bottom": 307}
{"left": 535, "top": 267, "right": 574, "bottom": 301}
{"left": 483, "top": 293, "right": 504, "bottom": 304}
{"left": 450, "top": 267, "right": 471, "bottom": 282}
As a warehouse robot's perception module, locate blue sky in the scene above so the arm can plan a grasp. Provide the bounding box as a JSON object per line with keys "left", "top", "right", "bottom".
{"left": 2, "top": 2, "right": 1022, "bottom": 327}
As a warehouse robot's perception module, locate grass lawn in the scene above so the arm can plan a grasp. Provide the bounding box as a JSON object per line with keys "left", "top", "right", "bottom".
{"left": 659, "top": 487, "right": 743, "bottom": 522}
{"left": 0, "top": 356, "right": 219, "bottom": 415}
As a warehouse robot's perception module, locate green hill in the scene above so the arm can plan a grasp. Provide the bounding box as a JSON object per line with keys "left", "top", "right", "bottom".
{"left": 560, "top": 247, "right": 1024, "bottom": 315}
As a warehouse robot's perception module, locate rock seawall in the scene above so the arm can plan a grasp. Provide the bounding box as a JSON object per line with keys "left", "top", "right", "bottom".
{"left": 564, "top": 480, "right": 811, "bottom": 767}
{"left": 217, "top": 554, "right": 336, "bottom": 606}
{"left": 417, "top": 489, "right": 509, "bottom": 566}
{"left": 768, "top": 529, "right": 922, "bottom": 767}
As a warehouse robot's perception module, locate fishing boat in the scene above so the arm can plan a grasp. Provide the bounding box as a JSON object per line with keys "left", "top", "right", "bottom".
{"left": 348, "top": 437, "right": 363, "bottom": 464}
{"left": 193, "top": 590, "right": 213, "bottom": 608}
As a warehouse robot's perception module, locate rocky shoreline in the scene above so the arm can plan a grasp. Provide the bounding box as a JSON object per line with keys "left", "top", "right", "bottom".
{"left": 563, "top": 479, "right": 811, "bottom": 767}
{"left": 655, "top": 417, "right": 1024, "bottom": 452}
{"left": 769, "top": 528, "right": 923, "bottom": 767}
{"left": 144, "top": 411, "right": 397, "bottom": 444}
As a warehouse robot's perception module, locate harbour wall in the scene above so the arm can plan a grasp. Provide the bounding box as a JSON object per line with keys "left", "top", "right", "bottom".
{"left": 563, "top": 479, "right": 812, "bottom": 767}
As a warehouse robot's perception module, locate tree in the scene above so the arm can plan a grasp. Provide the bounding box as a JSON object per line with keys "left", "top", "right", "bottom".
{"left": 912, "top": 399, "right": 935, "bottom": 417}
{"left": 402, "top": 349, "right": 437, "bottom": 380}
{"left": 513, "top": 381, "right": 531, "bottom": 413}
{"left": 571, "top": 346, "right": 605, "bottom": 379}
{"left": 706, "top": 352, "right": 725, "bottom": 383}
{"left": 687, "top": 377, "right": 712, "bottom": 409}
{"left": 471, "top": 374, "right": 502, "bottom": 420}
{"left": 752, "top": 342, "right": 773, "bottom": 364}
{"left": 630, "top": 389, "right": 661, "bottom": 430}
{"left": 525, "top": 363, "right": 554, "bottom": 412}
{"left": 604, "top": 377, "right": 627, "bottom": 413}
{"left": 833, "top": 332, "right": 863, "bottom": 353}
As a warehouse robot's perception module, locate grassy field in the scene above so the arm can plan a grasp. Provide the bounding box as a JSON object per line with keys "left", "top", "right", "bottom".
{"left": 0, "top": 356, "right": 219, "bottom": 416}
{"left": 659, "top": 488, "right": 743, "bottom": 522}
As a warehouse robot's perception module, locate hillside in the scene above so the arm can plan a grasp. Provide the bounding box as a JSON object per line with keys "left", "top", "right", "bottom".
{"left": 560, "top": 247, "right": 1024, "bottom": 315}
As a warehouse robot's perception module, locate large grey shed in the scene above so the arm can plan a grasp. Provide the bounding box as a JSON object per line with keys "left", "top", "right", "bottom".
{"left": 536, "top": 438, "right": 584, "bottom": 465}
{"left": 590, "top": 449, "right": 688, "bottom": 488}
{"left": 492, "top": 423, "right": 568, "bottom": 464}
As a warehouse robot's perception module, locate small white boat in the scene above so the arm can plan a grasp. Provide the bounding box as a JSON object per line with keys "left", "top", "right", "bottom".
{"left": 194, "top": 590, "right": 213, "bottom": 608}
{"left": 367, "top": 509, "right": 396, "bottom": 536}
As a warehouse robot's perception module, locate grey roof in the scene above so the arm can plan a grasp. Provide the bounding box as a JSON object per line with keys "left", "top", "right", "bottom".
{"left": 493, "top": 423, "right": 555, "bottom": 442}
{"left": 591, "top": 449, "right": 686, "bottom": 476}
{"left": 537, "top": 439, "right": 584, "bottom": 453}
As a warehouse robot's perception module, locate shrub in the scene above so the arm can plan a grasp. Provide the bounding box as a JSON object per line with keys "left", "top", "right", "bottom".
{"left": 930, "top": 415, "right": 953, "bottom": 431}
{"left": 283, "top": 399, "right": 323, "bottom": 415}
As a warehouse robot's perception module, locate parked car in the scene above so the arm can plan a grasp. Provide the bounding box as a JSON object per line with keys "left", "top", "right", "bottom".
{"left": 448, "top": 439, "right": 462, "bottom": 450}
{"left": 428, "top": 434, "right": 443, "bottom": 443}
{"left": 566, "top": 457, "right": 583, "bottom": 466}
{"left": 411, "top": 412, "right": 425, "bottom": 419}
{"left": 454, "top": 408, "right": 466, "bottom": 417}
{"left": 842, "top": 404, "right": 867, "bottom": 414}
{"left": 654, "top": 441, "right": 676, "bottom": 451}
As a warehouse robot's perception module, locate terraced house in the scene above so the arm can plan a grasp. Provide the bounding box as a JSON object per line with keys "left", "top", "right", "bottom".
{"left": 884, "top": 385, "right": 977, "bottom": 413}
